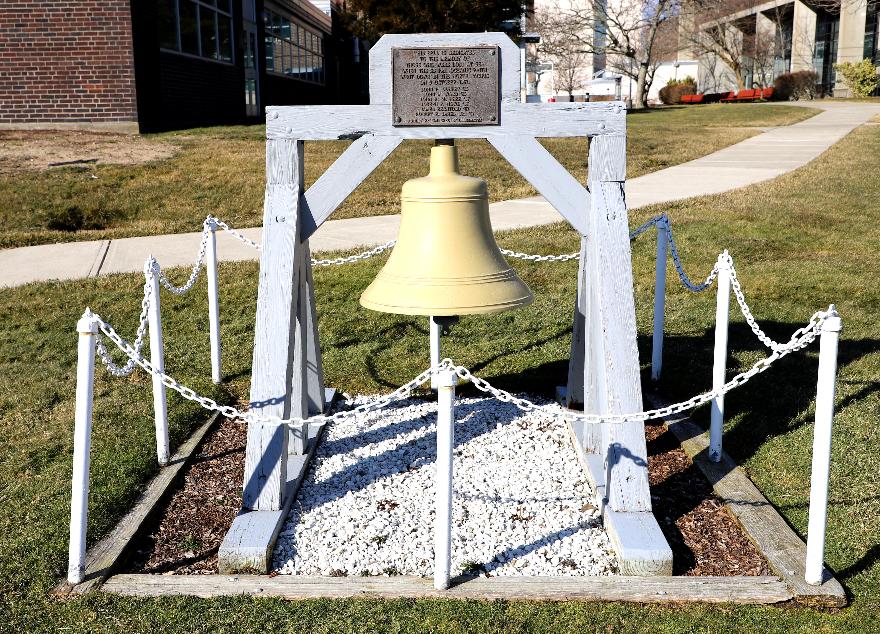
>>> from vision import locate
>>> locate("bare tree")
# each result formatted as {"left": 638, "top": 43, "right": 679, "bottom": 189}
{"left": 551, "top": 0, "right": 685, "bottom": 109}
{"left": 685, "top": 0, "right": 824, "bottom": 90}
{"left": 689, "top": 11, "right": 753, "bottom": 90}
{"left": 751, "top": 34, "right": 777, "bottom": 88}
{"left": 533, "top": 6, "right": 591, "bottom": 100}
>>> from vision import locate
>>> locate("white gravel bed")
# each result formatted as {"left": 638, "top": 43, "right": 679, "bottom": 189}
{"left": 272, "top": 394, "right": 618, "bottom": 578}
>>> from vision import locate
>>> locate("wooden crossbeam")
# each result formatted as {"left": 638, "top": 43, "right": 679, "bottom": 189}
{"left": 267, "top": 102, "right": 626, "bottom": 141}
{"left": 488, "top": 136, "right": 590, "bottom": 236}
{"left": 300, "top": 135, "right": 403, "bottom": 241}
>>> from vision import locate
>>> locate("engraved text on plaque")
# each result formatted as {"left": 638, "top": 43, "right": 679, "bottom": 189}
{"left": 392, "top": 46, "right": 500, "bottom": 126}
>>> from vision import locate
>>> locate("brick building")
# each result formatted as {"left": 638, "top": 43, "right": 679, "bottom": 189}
{"left": 0, "top": 0, "right": 367, "bottom": 132}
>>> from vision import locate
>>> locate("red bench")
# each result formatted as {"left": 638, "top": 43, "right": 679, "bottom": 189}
{"left": 761, "top": 87, "right": 774, "bottom": 100}
{"left": 681, "top": 93, "right": 705, "bottom": 104}
{"left": 721, "top": 88, "right": 773, "bottom": 103}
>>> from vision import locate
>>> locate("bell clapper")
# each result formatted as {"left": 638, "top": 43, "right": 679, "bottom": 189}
{"left": 429, "top": 315, "right": 459, "bottom": 389}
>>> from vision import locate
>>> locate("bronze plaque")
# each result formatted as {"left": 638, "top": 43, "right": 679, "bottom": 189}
{"left": 391, "top": 46, "right": 500, "bottom": 126}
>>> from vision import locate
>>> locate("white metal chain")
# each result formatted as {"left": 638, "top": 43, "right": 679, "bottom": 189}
{"left": 211, "top": 215, "right": 263, "bottom": 251}
{"left": 721, "top": 251, "right": 815, "bottom": 354}
{"left": 499, "top": 247, "right": 580, "bottom": 262}
{"left": 209, "top": 216, "right": 397, "bottom": 267}
{"left": 154, "top": 219, "right": 211, "bottom": 295}
{"left": 311, "top": 241, "right": 397, "bottom": 266}
{"left": 89, "top": 304, "right": 828, "bottom": 428}
{"left": 495, "top": 215, "right": 663, "bottom": 262}
{"left": 93, "top": 262, "right": 153, "bottom": 377}
{"left": 663, "top": 216, "right": 720, "bottom": 293}
{"left": 92, "top": 310, "right": 438, "bottom": 428}
{"left": 448, "top": 308, "right": 827, "bottom": 424}
{"left": 199, "top": 214, "right": 667, "bottom": 267}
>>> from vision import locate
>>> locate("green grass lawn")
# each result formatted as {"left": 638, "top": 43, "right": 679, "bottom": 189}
{"left": 0, "top": 104, "right": 817, "bottom": 249}
{"left": 2, "top": 117, "right": 878, "bottom": 633}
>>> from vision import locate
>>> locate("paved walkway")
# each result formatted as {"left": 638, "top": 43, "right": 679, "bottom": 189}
{"left": 2, "top": 101, "right": 878, "bottom": 288}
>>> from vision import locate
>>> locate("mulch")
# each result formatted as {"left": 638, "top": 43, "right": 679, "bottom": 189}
{"left": 128, "top": 416, "right": 770, "bottom": 576}
{"left": 645, "top": 419, "right": 770, "bottom": 576}
{"left": 128, "top": 419, "right": 246, "bottom": 574}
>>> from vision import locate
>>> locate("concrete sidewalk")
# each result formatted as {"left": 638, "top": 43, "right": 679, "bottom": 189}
{"left": 2, "top": 100, "right": 878, "bottom": 288}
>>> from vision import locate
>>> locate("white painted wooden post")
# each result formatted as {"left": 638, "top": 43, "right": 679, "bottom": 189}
{"left": 651, "top": 218, "right": 668, "bottom": 381}
{"left": 805, "top": 306, "right": 842, "bottom": 585}
{"left": 434, "top": 368, "right": 456, "bottom": 590}
{"left": 242, "top": 137, "right": 300, "bottom": 510}
{"left": 302, "top": 241, "right": 326, "bottom": 416}
{"left": 206, "top": 217, "right": 222, "bottom": 384}
{"left": 565, "top": 237, "right": 588, "bottom": 408}
{"left": 709, "top": 251, "right": 731, "bottom": 463}
{"left": 587, "top": 135, "right": 653, "bottom": 514}
{"left": 430, "top": 317, "right": 441, "bottom": 389}
{"left": 68, "top": 309, "right": 97, "bottom": 584}
{"left": 585, "top": 133, "right": 672, "bottom": 575}
{"left": 146, "top": 257, "right": 170, "bottom": 466}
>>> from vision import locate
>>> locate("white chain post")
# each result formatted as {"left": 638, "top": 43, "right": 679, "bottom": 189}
{"left": 68, "top": 309, "right": 98, "bottom": 584}
{"left": 805, "top": 306, "right": 842, "bottom": 585}
{"left": 710, "top": 251, "right": 731, "bottom": 462}
{"left": 146, "top": 258, "right": 170, "bottom": 466}
{"left": 206, "top": 218, "right": 222, "bottom": 384}
{"left": 429, "top": 317, "right": 441, "bottom": 389}
{"left": 434, "top": 368, "right": 456, "bottom": 590}
{"left": 651, "top": 216, "right": 669, "bottom": 381}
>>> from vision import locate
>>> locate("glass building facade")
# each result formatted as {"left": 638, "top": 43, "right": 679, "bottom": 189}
{"left": 263, "top": 6, "right": 325, "bottom": 84}
{"left": 158, "top": 0, "right": 235, "bottom": 63}
{"left": 814, "top": 9, "right": 840, "bottom": 95}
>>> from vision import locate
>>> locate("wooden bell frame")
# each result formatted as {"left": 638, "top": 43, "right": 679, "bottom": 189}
{"left": 221, "top": 33, "right": 672, "bottom": 576}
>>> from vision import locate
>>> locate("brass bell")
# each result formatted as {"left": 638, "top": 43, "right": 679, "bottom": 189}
{"left": 360, "top": 141, "right": 534, "bottom": 316}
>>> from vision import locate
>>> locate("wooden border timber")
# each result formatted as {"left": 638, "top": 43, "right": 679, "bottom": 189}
{"left": 102, "top": 573, "right": 792, "bottom": 603}
{"left": 644, "top": 394, "right": 847, "bottom": 608}
{"left": 54, "top": 413, "right": 220, "bottom": 596}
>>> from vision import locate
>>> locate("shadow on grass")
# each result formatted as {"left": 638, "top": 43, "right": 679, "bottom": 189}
{"left": 837, "top": 544, "right": 880, "bottom": 582}
{"left": 649, "top": 322, "right": 880, "bottom": 466}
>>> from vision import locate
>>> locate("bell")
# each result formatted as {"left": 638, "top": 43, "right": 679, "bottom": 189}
{"left": 360, "top": 141, "right": 534, "bottom": 316}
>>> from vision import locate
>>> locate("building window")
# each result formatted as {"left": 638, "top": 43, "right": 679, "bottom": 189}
{"left": 813, "top": 10, "right": 839, "bottom": 95}
{"left": 776, "top": 17, "right": 793, "bottom": 77}
{"left": 866, "top": 0, "right": 880, "bottom": 65}
{"left": 159, "top": 0, "right": 234, "bottom": 63}
{"left": 263, "top": 9, "right": 325, "bottom": 84}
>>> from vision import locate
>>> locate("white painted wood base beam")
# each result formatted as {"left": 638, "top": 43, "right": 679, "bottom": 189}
{"left": 604, "top": 510, "right": 674, "bottom": 576}
{"left": 220, "top": 424, "right": 321, "bottom": 574}
{"left": 560, "top": 395, "right": 672, "bottom": 576}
